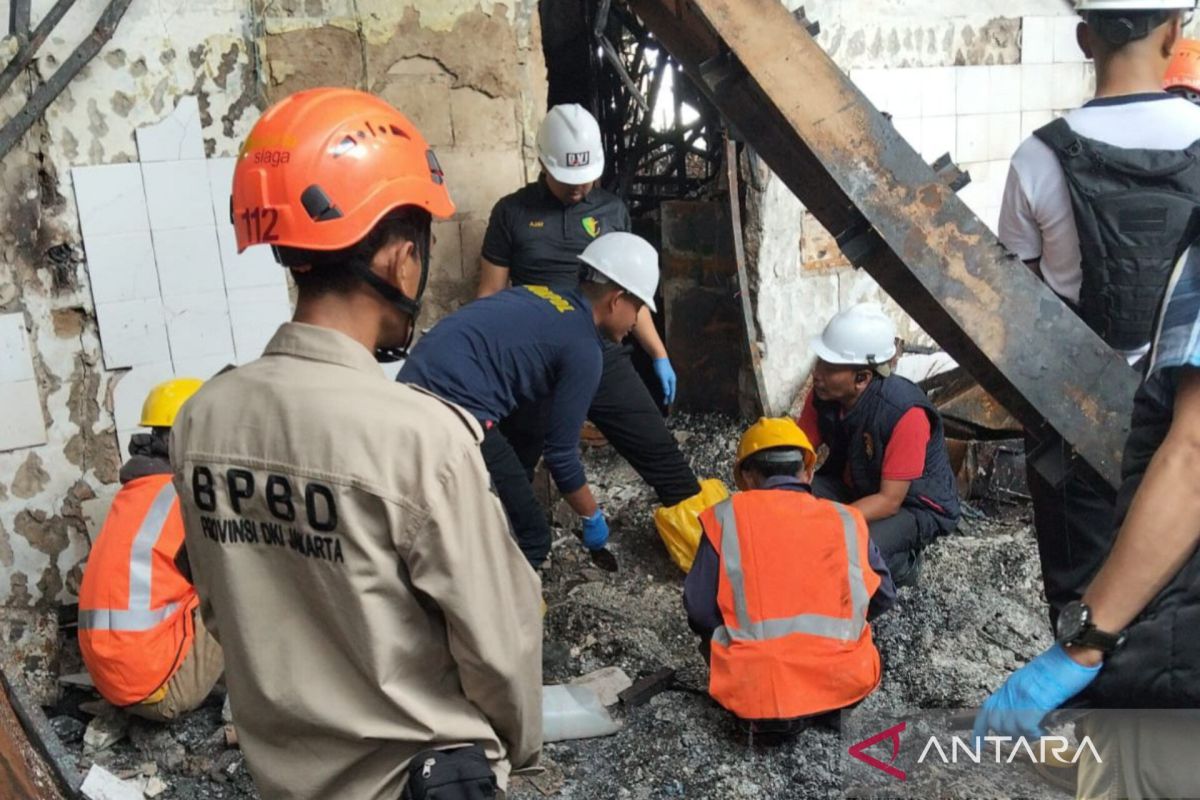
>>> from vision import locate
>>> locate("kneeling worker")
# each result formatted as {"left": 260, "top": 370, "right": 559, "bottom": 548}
{"left": 797, "top": 303, "right": 961, "bottom": 587}
{"left": 399, "top": 231, "right": 661, "bottom": 568}
{"left": 78, "top": 378, "right": 223, "bottom": 721}
{"left": 684, "top": 418, "right": 895, "bottom": 733}
{"left": 172, "top": 89, "right": 541, "bottom": 799}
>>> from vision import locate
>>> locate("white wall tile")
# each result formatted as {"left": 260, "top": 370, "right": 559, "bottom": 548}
{"left": 1021, "top": 109, "right": 1055, "bottom": 140}
{"left": 163, "top": 291, "right": 235, "bottom": 363}
{"left": 850, "top": 68, "right": 890, "bottom": 110}
{"left": 0, "top": 380, "right": 47, "bottom": 451}
{"left": 135, "top": 96, "right": 204, "bottom": 162}
{"left": 206, "top": 157, "right": 235, "bottom": 227}
{"left": 1022, "top": 17, "right": 1055, "bottom": 65}
{"left": 921, "top": 115, "right": 957, "bottom": 162}
{"left": 153, "top": 226, "right": 225, "bottom": 297}
{"left": 172, "top": 355, "right": 235, "bottom": 380}
{"left": 142, "top": 160, "right": 215, "bottom": 231}
{"left": 1052, "top": 16, "right": 1085, "bottom": 63}
{"left": 988, "top": 112, "right": 1023, "bottom": 161}
{"left": 1052, "top": 63, "right": 1087, "bottom": 110}
{"left": 891, "top": 116, "right": 922, "bottom": 153}
{"left": 0, "top": 314, "right": 36, "bottom": 384}
{"left": 989, "top": 65, "right": 1022, "bottom": 114}
{"left": 888, "top": 68, "right": 923, "bottom": 115}
{"left": 956, "top": 115, "right": 990, "bottom": 162}
{"left": 71, "top": 164, "right": 150, "bottom": 242}
{"left": 94, "top": 300, "right": 171, "bottom": 369}
{"left": 228, "top": 284, "right": 290, "bottom": 363}
{"left": 112, "top": 361, "right": 175, "bottom": 432}
{"left": 956, "top": 66, "right": 991, "bottom": 116}
{"left": 82, "top": 231, "right": 160, "bottom": 305}
{"left": 919, "top": 67, "right": 957, "bottom": 118}
{"left": 1021, "top": 64, "right": 1055, "bottom": 111}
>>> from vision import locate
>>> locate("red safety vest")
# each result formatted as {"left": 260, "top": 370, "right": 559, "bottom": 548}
{"left": 77, "top": 474, "right": 198, "bottom": 706}
{"left": 700, "top": 491, "right": 882, "bottom": 720}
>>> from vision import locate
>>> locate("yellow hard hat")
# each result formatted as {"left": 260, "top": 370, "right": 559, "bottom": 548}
{"left": 736, "top": 417, "right": 817, "bottom": 470}
{"left": 139, "top": 378, "right": 204, "bottom": 428}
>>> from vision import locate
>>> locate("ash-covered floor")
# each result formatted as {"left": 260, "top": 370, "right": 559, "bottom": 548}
{"left": 46, "top": 414, "right": 1065, "bottom": 799}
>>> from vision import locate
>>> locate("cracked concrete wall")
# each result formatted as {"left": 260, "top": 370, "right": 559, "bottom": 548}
{"left": 744, "top": 0, "right": 1075, "bottom": 416}
{"left": 0, "top": 0, "right": 540, "bottom": 698}
{"left": 259, "top": 0, "right": 547, "bottom": 322}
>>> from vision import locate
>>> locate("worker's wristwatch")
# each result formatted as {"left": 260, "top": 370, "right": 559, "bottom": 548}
{"left": 1055, "top": 601, "right": 1126, "bottom": 654}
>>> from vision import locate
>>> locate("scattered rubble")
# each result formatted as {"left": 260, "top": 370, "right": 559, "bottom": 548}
{"left": 41, "top": 414, "right": 1058, "bottom": 799}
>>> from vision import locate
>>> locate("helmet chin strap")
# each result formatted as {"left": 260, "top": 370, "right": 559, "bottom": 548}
{"left": 353, "top": 224, "right": 432, "bottom": 363}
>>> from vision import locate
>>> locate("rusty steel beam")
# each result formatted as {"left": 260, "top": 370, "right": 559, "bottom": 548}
{"left": 630, "top": 0, "right": 1138, "bottom": 489}
{"left": 0, "top": 671, "right": 73, "bottom": 800}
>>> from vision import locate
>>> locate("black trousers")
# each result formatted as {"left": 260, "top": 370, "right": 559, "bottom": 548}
{"left": 1024, "top": 433, "right": 1116, "bottom": 630}
{"left": 480, "top": 425, "right": 551, "bottom": 568}
{"left": 501, "top": 342, "right": 701, "bottom": 507}
{"left": 810, "top": 474, "right": 944, "bottom": 587}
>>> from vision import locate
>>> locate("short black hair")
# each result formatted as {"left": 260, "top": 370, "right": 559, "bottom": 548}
{"left": 1085, "top": 9, "right": 1179, "bottom": 47}
{"left": 277, "top": 207, "right": 431, "bottom": 297}
{"left": 741, "top": 448, "right": 806, "bottom": 479}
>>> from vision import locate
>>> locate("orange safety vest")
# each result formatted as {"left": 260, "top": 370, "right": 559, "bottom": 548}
{"left": 700, "top": 491, "right": 882, "bottom": 721}
{"left": 78, "top": 473, "right": 198, "bottom": 706}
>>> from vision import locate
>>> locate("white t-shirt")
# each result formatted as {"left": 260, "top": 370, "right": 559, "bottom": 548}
{"left": 999, "top": 93, "right": 1200, "bottom": 363}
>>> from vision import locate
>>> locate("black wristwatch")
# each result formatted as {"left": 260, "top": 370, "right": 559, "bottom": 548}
{"left": 1055, "top": 601, "right": 1125, "bottom": 654}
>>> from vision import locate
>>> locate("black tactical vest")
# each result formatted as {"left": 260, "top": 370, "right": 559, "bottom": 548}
{"left": 1034, "top": 118, "right": 1200, "bottom": 351}
{"left": 814, "top": 375, "right": 961, "bottom": 526}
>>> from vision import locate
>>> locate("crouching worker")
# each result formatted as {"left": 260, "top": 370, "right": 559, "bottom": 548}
{"left": 799, "top": 303, "right": 961, "bottom": 587}
{"left": 78, "top": 378, "right": 223, "bottom": 721}
{"left": 684, "top": 418, "right": 896, "bottom": 735}
{"left": 172, "top": 89, "right": 541, "bottom": 799}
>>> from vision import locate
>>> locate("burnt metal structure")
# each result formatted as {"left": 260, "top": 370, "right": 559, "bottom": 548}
{"left": 588, "top": 1, "right": 725, "bottom": 215}
{"left": 630, "top": 0, "right": 1139, "bottom": 490}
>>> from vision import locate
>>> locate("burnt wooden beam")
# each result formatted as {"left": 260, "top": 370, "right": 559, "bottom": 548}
{"left": 630, "top": 0, "right": 1137, "bottom": 489}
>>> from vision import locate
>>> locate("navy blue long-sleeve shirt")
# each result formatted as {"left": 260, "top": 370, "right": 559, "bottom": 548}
{"left": 398, "top": 285, "right": 603, "bottom": 493}
{"left": 683, "top": 475, "right": 898, "bottom": 641}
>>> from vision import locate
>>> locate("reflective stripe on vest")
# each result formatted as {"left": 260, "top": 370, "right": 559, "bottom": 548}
{"left": 711, "top": 498, "right": 868, "bottom": 648}
{"left": 77, "top": 481, "right": 178, "bottom": 632}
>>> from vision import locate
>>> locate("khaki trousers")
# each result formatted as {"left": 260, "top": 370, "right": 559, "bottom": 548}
{"left": 1076, "top": 711, "right": 1200, "bottom": 800}
{"left": 126, "top": 607, "right": 224, "bottom": 722}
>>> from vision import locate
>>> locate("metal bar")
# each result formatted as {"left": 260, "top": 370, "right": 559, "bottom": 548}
{"left": 0, "top": 669, "right": 74, "bottom": 799}
{"left": 0, "top": 0, "right": 77, "bottom": 100}
{"left": 0, "top": 0, "right": 133, "bottom": 160}
{"left": 9, "top": 0, "right": 31, "bottom": 39}
{"left": 727, "top": 137, "right": 769, "bottom": 415}
{"left": 598, "top": 34, "right": 651, "bottom": 113}
{"left": 630, "top": 0, "right": 1137, "bottom": 489}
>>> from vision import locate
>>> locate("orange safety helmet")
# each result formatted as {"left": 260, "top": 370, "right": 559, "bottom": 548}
{"left": 231, "top": 87, "right": 455, "bottom": 254}
{"left": 1166, "top": 39, "right": 1200, "bottom": 98}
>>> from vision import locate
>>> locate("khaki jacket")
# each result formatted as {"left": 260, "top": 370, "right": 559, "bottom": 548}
{"left": 171, "top": 323, "right": 542, "bottom": 800}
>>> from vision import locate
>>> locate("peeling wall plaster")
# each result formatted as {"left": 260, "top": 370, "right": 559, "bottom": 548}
{"left": 0, "top": 0, "right": 543, "bottom": 646}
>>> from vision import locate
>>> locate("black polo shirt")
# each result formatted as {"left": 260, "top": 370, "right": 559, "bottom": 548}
{"left": 481, "top": 179, "right": 631, "bottom": 289}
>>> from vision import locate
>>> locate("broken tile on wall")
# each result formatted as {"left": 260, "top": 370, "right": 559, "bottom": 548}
{"left": 81, "top": 231, "right": 160, "bottom": 306}
{"left": 153, "top": 226, "right": 225, "bottom": 297}
{"left": 0, "top": 313, "right": 47, "bottom": 451}
{"left": 93, "top": 299, "right": 171, "bottom": 370}
{"left": 71, "top": 163, "right": 151, "bottom": 242}
{"left": 142, "top": 159, "right": 215, "bottom": 231}
{"left": 227, "top": 284, "right": 291, "bottom": 363}
{"left": 135, "top": 96, "right": 205, "bottom": 162}
{"left": 163, "top": 292, "right": 236, "bottom": 365}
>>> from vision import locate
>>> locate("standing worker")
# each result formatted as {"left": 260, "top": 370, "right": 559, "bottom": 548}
{"left": 684, "top": 418, "right": 895, "bottom": 735}
{"left": 998, "top": 0, "right": 1200, "bottom": 627}
{"left": 478, "top": 103, "right": 723, "bottom": 569}
{"left": 171, "top": 89, "right": 541, "bottom": 800}
{"left": 78, "top": 378, "right": 223, "bottom": 721}
{"left": 796, "top": 304, "right": 961, "bottom": 587}
{"left": 400, "top": 232, "right": 661, "bottom": 568}
{"left": 974, "top": 244, "right": 1200, "bottom": 799}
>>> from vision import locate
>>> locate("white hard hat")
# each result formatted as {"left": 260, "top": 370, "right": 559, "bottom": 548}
{"left": 1075, "top": 0, "right": 1195, "bottom": 10}
{"left": 810, "top": 303, "right": 897, "bottom": 367}
{"left": 537, "top": 104, "right": 604, "bottom": 185}
{"left": 577, "top": 232, "right": 659, "bottom": 313}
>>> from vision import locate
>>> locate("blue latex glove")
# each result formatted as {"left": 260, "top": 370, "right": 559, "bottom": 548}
{"left": 972, "top": 643, "right": 1101, "bottom": 742}
{"left": 653, "top": 358, "right": 677, "bottom": 405}
{"left": 581, "top": 509, "right": 610, "bottom": 550}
